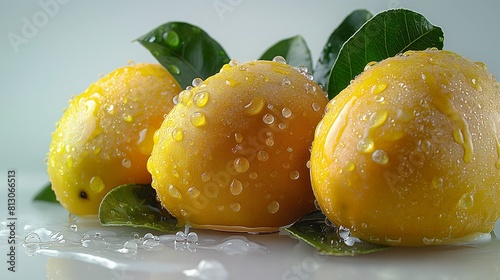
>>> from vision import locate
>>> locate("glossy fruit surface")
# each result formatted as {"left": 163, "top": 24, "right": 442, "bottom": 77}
{"left": 47, "top": 63, "right": 181, "bottom": 215}
{"left": 311, "top": 49, "right": 500, "bottom": 246}
{"left": 148, "top": 59, "right": 328, "bottom": 232}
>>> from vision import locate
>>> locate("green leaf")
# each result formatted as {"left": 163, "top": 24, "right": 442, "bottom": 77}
{"left": 33, "top": 182, "right": 59, "bottom": 203}
{"left": 136, "top": 22, "right": 231, "bottom": 89}
{"left": 327, "top": 8, "right": 444, "bottom": 99}
{"left": 314, "top": 9, "right": 373, "bottom": 89}
{"left": 98, "top": 184, "right": 181, "bottom": 233}
{"left": 286, "top": 211, "right": 388, "bottom": 256}
{"left": 259, "top": 35, "right": 313, "bottom": 71}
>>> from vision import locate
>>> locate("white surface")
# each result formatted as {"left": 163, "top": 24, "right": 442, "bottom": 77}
{"left": 2, "top": 1, "right": 500, "bottom": 279}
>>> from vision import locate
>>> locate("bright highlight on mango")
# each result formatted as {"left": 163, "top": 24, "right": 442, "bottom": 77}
{"left": 47, "top": 63, "right": 181, "bottom": 215}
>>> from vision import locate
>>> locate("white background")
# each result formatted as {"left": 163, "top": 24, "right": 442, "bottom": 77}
{"left": 1, "top": 1, "right": 500, "bottom": 279}
{"left": 1, "top": 0, "right": 500, "bottom": 177}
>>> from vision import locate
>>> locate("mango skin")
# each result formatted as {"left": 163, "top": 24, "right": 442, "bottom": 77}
{"left": 47, "top": 63, "right": 181, "bottom": 216}
{"left": 311, "top": 49, "right": 500, "bottom": 246}
{"left": 148, "top": 60, "right": 328, "bottom": 232}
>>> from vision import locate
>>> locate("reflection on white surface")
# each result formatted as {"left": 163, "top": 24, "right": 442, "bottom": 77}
{"left": 3, "top": 197, "right": 500, "bottom": 280}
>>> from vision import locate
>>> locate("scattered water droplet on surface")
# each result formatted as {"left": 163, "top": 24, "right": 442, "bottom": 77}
{"left": 371, "top": 149, "right": 389, "bottom": 165}
{"left": 192, "top": 77, "right": 203, "bottom": 87}
{"left": 281, "top": 107, "right": 292, "bottom": 118}
{"left": 282, "top": 77, "right": 291, "bottom": 86}
{"left": 289, "top": 170, "right": 300, "bottom": 180}
{"left": 257, "top": 150, "right": 269, "bottom": 161}
{"left": 190, "top": 111, "right": 207, "bottom": 127}
{"left": 230, "top": 179, "right": 243, "bottom": 195}
{"left": 121, "top": 158, "right": 131, "bottom": 168}
{"left": 458, "top": 193, "right": 474, "bottom": 209}
{"left": 244, "top": 96, "right": 266, "bottom": 116}
{"left": 89, "top": 176, "right": 105, "bottom": 193}
{"left": 272, "top": 56, "right": 286, "bottom": 64}
{"left": 266, "top": 201, "right": 280, "bottom": 214}
{"left": 234, "top": 157, "right": 250, "bottom": 173}
{"left": 193, "top": 91, "right": 210, "bottom": 108}
{"left": 263, "top": 114, "right": 275, "bottom": 124}
{"left": 168, "top": 185, "right": 181, "bottom": 198}
{"left": 163, "top": 30, "right": 180, "bottom": 47}
{"left": 230, "top": 202, "right": 241, "bottom": 212}
{"left": 172, "top": 127, "right": 184, "bottom": 141}
{"left": 357, "top": 138, "right": 375, "bottom": 153}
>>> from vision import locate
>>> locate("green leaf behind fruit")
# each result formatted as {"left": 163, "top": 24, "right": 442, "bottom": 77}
{"left": 327, "top": 9, "right": 444, "bottom": 99}
{"left": 259, "top": 35, "right": 313, "bottom": 71}
{"left": 33, "top": 182, "right": 59, "bottom": 203}
{"left": 286, "top": 211, "right": 388, "bottom": 256}
{"left": 314, "top": 9, "right": 373, "bottom": 89}
{"left": 136, "top": 22, "right": 230, "bottom": 89}
{"left": 98, "top": 184, "right": 181, "bottom": 233}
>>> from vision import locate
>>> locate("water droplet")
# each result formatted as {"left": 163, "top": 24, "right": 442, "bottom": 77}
{"left": 368, "top": 110, "right": 388, "bottom": 128}
{"left": 234, "top": 132, "right": 243, "bottom": 143}
{"left": 371, "top": 82, "right": 388, "bottom": 94}
{"left": 187, "top": 187, "right": 201, "bottom": 199}
{"left": 89, "top": 176, "right": 105, "bottom": 193}
{"left": 374, "top": 95, "right": 385, "bottom": 103}
{"left": 178, "top": 90, "right": 193, "bottom": 105}
{"left": 266, "top": 201, "right": 280, "bottom": 214}
{"left": 263, "top": 114, "right": 275, "bottom": 124}
{"left": 249, "top": 172, "right": 258, "bottom": 179}
{"left": 163, "top": 30, "right": 179, "bottom": 47}
{"left": 192, "top": 77, "right": 203, "bottom": 87}
{"left": 282, "top": 107, "right": 292, "bottom": 118}
{"left": 265, "top": 137, "right": 274, "bottom": 147}
{"left": 257, "top": 150, "right": 269, "bottom": 161}
{"left": 193, "top": 91, "right": 210, "bottom": 108}
{"left": 272, "top": 56, "right": 286, "bottom": 64}
{"left": 432, "top": 177, "right": 444, "bottom": 189}
{"left": 225, "top": 78, "right": 239, "bottom": 87}
{"left": 230, "top": 202, "right": 241, "bottom": 212}
{"left": 305, "top": 83, "right": 317, "bottom": 93}
{"left": 357, "top": 138, "right": 375, "bottom": 153}
{"left": 282, "top": 77, "right": 291, "bottom": 86}
{"left": 372, "top": 149, "right": 389, "bottom": 165}
{"left": 190, "top": 111, "right": 206, "bottom": 127}
{"left": 70, "top": 224, "right": 78, "bottom": 232}
{"left": 345, "top": 161, "right": 355, "bottom": 172}
{"left": 172, "top": 127, "right": 184, "bottom": 141}
{"left": 311, "top": 102, "right": 321, "bottom": 112}
{"left": 66, "top": 156, "right": 74, "bottom": 168}
{"left": 234, "top": 157, "right": 250, "bottom": 173}
{"left": 168, "top": 185, "right": 181, "bottom": 198}
{"left": 201, "top": 172, "right": 211, "bottom": 182}
{"left": 119, "top": 240, "right": 138, "bottom": 254}
{"left": 121, "top": 158, "right": 131, "bottom": 168}
{"left": 364, "top": 61, "right": 377, "bottom": 71}
{"left": 175, "top": 231, "right": 186, "bottom": 242}
{"left": 122, "top": 113, "right": 133, "bottom": 122}
{"left": 289, "top": 170, "right": 300, "bottom": 180}
{"left": 187, "top": 232, "right": 198, "bottom": 243}
{"left": 168, "top": 65, "right": 180, "bottom": 75}
{"left": 104, "top": 104, "right": 115, "bottom": 114}
{"left": 230, "top": 179, "right": 243, "bottom": 195}
{"left": 229, "top": 59, "right": 239, "bottom": 66}
{"left": 458, "top": 193, "right": 474, "bottom": 209}
{"left": 244, "top": 96, "right": 266, "bottom": 116}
